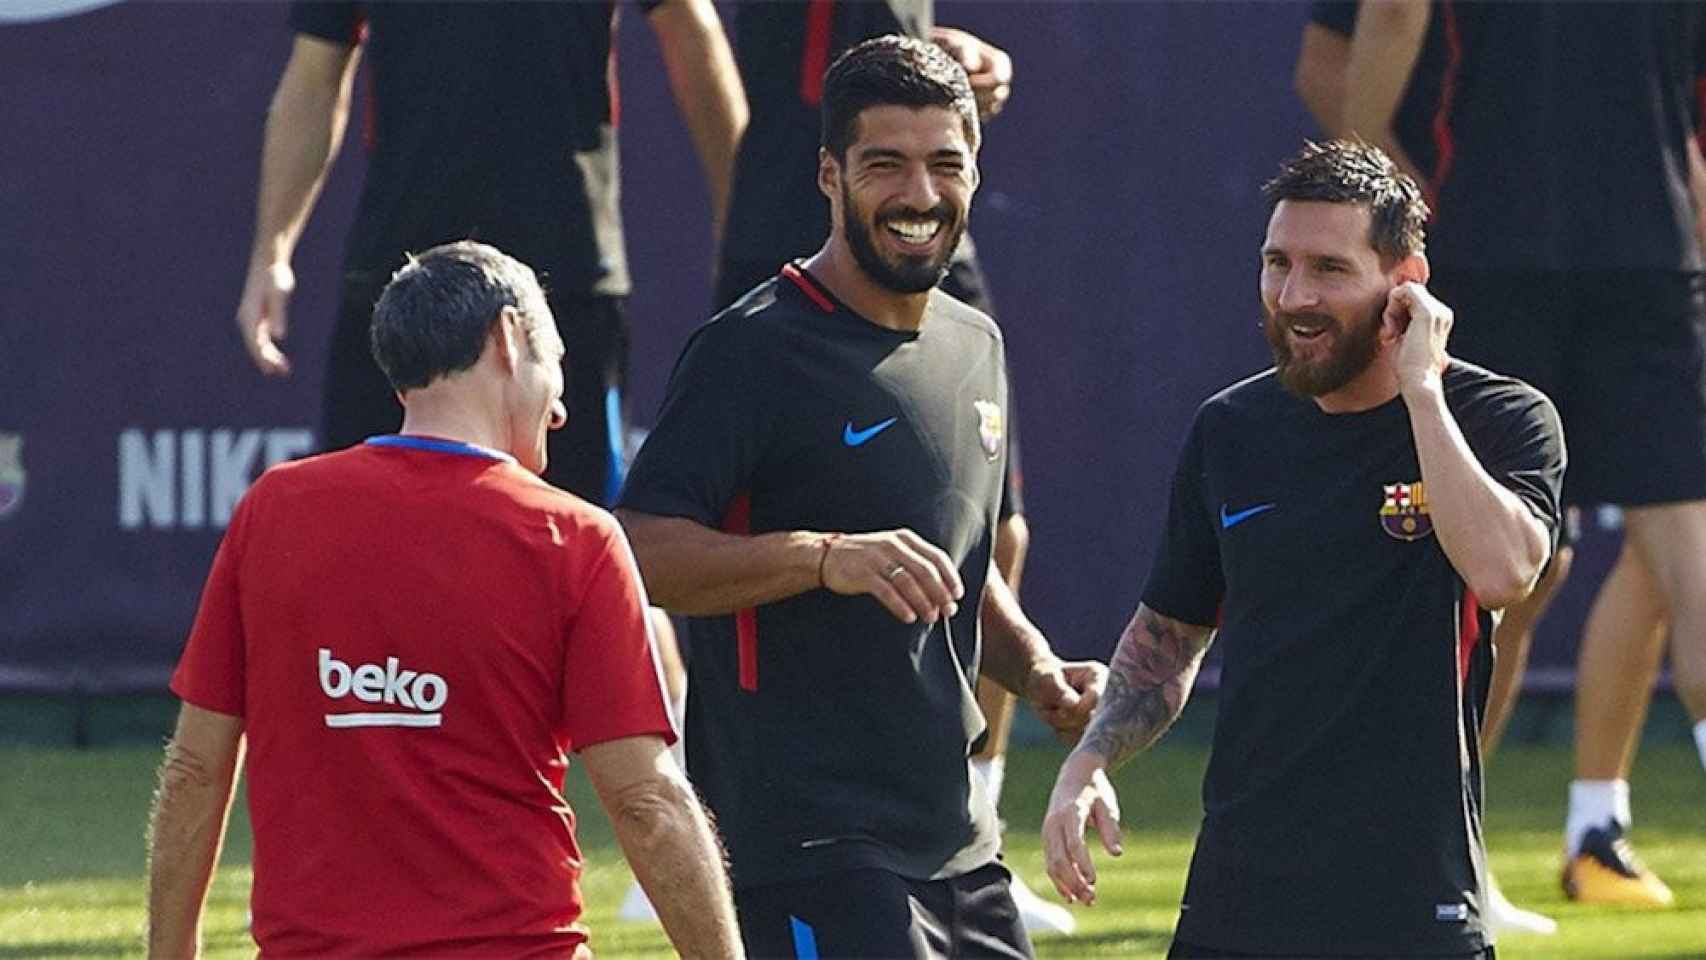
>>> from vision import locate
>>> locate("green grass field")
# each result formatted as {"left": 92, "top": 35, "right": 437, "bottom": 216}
{"left": 2, "top": 711, "right": 1702, "bottom": 959}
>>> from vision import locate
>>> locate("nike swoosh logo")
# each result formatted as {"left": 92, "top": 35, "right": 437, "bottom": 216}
{"left": 843, "top": 417, "right": 898, "bottom": 447}
{"left": 1220, "top": 502, "right": 1276, "bottom": 529}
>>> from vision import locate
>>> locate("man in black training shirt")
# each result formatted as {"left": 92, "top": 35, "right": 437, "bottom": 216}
{"left": 1043, "top": 140, "right": 1564, "bottom": 959}
{"left": 618, "top": 36, "right": 1105, "bottom": 960}
{"left": 232, "top": 0, "right": 745, "bottom": 506}
{"left": 712, "top": 2, "right": 1069, "bottom": 935}
{"left": 1297, "top": 3, "right": 1706, "bottom": 909}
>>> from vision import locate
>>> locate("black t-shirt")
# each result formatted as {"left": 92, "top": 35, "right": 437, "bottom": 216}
{"left": 291, "top": 2, "right": 633, "bottom": 295}
{"left": 1314, "top": 2, "right": 1706, "bottom": 271}
{"left": 1145, "top": 363, "right": 1563, "bottom": 956}
{"left": 719, "top": 0, "right": 977, "bottom": 281}
{"left": 618, "top": 264, "right": 1008, "bottom": 889}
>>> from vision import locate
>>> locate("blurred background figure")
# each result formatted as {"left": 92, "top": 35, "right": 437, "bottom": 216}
{"left": 233, "top": 0, "right": 745, "bottom": 507}
{"left": 1298, "top": 0, "right": 1706, "bottom": 919}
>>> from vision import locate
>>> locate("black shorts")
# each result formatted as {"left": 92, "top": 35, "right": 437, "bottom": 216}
{"left": 1167, "top": 941, "right": 1494, "bottom": 960}
{"left": 1430, "top": 269, "right": 1706, "bottom": 507}
{"left": 320, "top": 270, "right": 629, "bottom": 505}
{"left": 734, "top": 863, "right": 1033, "bottom": 960}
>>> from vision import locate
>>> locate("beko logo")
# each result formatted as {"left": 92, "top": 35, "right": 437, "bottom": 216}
{"left": 318, "top": 648, "right": 448, "bottom": 728}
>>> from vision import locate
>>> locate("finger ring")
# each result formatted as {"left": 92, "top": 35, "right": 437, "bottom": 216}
{"left": 884, "top": 564, "right": 906, "bottom": 581}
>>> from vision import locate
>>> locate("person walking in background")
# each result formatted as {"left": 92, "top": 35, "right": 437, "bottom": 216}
{"left": 1298, "top": 1, "right": 1706, "bottom": 911}
{"left": 234, "top": 0, "right": 745, "bottom": 506}
{"left": 1044, "top": 140, "right": 1564, "bottom": 959}
{"left": 618, "top": 37, "right": 1105, "bottom": 958}
{"left": 149, "top": 241, "right": 742, "bottom": 959}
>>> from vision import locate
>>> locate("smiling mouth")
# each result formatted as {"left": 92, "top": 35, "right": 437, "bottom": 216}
{"left": 1287, "top": 320, "right": 1329, "bottom": 342}
{"left": 883, "top": 218, "right": 944, "bottom": 247}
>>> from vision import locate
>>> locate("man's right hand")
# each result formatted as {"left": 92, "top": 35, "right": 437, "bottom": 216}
{"left": 1041, "top": 750, "right": 1123, "bottom": 906}
{"left": 237, "top": 261, "right": 296, "bottom": 376}
{"left": 820, "top": 529, "right": 964, "bottom": 625}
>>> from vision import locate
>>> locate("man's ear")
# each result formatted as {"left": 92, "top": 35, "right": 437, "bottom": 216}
{"left": 817, "top": 147, "right": 840, "bottom": 202}
{"left": 493, "top": 306, "right": 525, "bottom": 374}
{"left": 1392, "top": 251, "right": 1430, "bottom": 286}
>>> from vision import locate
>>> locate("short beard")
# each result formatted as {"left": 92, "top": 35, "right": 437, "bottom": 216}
{"left": 841, "top": 181, "right": 964, "bottom": 294}
{"left": 1265, "top": 302, "right": 1382, "bottom": 398}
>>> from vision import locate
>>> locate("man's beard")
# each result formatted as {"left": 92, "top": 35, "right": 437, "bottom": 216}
{"left": 1265, "top": 301, "right": 1383, "bottom": 398}
{"left": 841, "top": 182, "right": 965, "bottom": 294}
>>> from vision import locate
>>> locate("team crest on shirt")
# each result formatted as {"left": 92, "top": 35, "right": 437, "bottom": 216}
{"left": 0, "top": 433, "right": 24, "bottom": 520}
{"left": 1380, "top": 480, "right": 1433, "bottom": 541}
{"left": 973, "top": 400, "right": 1003, "bottom": 461}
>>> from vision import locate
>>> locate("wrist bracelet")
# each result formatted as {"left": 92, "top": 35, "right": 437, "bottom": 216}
{"left": 817, "top": 533, "right": 843, "bottom": 588}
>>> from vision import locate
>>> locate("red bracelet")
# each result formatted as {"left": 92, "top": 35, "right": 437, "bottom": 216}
{"left": 817, "top": 533, "right": 843, "bottom": 588}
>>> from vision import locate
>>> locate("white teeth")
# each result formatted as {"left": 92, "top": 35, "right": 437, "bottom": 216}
{"left": 886, "top": 220, "right": 941, "bottom": 243}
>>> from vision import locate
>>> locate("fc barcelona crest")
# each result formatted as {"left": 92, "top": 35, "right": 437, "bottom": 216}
{"left": 0, "top": 433, "right": 24, "bottom": 520}
{"left": 973, "top": 400, "right": 1004, "bottom": 461}
{"left": 1380, "top": 480, "right": 1432, "bottom": 541}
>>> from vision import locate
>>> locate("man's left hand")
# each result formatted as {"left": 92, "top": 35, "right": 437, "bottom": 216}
{"left": 1385, "top": 280, "right": 1453, "bottom": 396}
{"left": 1026, "top": 659, "right": 1107, "bottom": 742}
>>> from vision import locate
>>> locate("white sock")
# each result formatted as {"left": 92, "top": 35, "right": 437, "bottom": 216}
{"left": 1565, "top": 779, "right": 1631, "bottom": 856}
{"left": 971, "top": 755, "right": 1006, "bottom": 807}
{"left": 1694, "top": 719, "right": 1706, "bottom": 773}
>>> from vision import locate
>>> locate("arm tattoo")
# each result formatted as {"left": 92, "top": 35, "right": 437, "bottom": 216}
{"left": 1078, "top": 605, "right": 1215, "bottom": 769}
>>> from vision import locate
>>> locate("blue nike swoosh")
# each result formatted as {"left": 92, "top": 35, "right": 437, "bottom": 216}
{"left": 843, "top": 417, "right": 898, "bottom": 447}
{"left": 1220, "top": 502, "right": 1276, "bottom": 529}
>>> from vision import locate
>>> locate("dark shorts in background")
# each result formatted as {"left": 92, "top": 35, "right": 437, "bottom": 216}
{"left": 1168, "top": 941, "right": 1494, "bottom": 959}
{"left": 321, "top": 271, "right": 629, "bottom": 506}
{"left": 734, "top": 863, "right": 1033, "bottom": 960}
{"left": 1431, "top": 269, "right": 1706, "bottom": 507}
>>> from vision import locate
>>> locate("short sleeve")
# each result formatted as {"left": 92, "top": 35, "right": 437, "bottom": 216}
{"left": 169, "top": 492, "right": 254, "bottom": 717}
{"left": 618, "top": 321, "right": 764, "bottom": 525}
{"left": 1309, "top": 1, "right": 1358, "bottom": 35}
{"left": 1470, "top": 389, "right": 1567, "bottom": 556}
{"left": 290, "top": 2, "right": 363, "bottom": 45}
{"left": 560, "top": 525, "right": 677, "bottom": 751}
{"left": 1140, "top": 415, "right": 1225, "bottom": 628}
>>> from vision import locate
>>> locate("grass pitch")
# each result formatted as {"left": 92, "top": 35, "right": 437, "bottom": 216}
{"left": 1, "top": 724, "right": 1702, "bottom": 958}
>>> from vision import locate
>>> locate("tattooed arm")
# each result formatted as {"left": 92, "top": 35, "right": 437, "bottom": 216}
{"left": 148, "top": 703, "right": 245, "bottom": 959}
{"left": 1040, "top": 604, "right": 1216, "bottom": 905}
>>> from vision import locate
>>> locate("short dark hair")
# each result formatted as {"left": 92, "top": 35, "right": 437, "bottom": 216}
{"left": 369, "top": 240, "right": 547, "bottom": 391}
{"left": 1262, "top": 139, "right": 1429, "bottom": 262}
{"left": 820, "top": 35, "right": 979, "bottom": 160}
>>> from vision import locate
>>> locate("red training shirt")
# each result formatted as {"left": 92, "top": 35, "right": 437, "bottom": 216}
{"left": 171, "top": 439, "right": 676, "bottom": 957}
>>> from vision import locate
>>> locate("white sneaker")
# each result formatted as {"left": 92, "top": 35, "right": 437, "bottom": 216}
{"left": 618, "top": 880, "right": 658, "bottom": 922}
{"left": 1008, "top": 869, "right": 1077, "bottom": 937}
{"left": 1485, "top": 877, "right": 1557, "bottom": 936}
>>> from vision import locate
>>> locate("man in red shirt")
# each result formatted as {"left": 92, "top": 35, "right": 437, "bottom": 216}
{"left": 147, "top": 241, "right": 742, "bottom": 958}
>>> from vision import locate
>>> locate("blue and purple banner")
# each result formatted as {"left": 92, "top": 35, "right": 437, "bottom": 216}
{"left": 0, "top": 1, "right": 1611, "bottom": 693}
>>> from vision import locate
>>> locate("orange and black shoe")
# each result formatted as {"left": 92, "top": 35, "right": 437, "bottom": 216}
{"left": 1561, "top": 821, "right": 1675, "bottom": 907}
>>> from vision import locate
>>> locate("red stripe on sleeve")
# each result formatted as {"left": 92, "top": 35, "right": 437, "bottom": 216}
{"left": 1694, "top": 76, "right": 1706, "bottom": 150}
{"left": 782, "top": 263, "right": 836, "bottom": 313}
{"left": 356, "top": 17, "right": 376, "bottom": 153}
{"left": 799, "top": 0, "right": 836, "bottom": 107}
{"left": 1458, "top": 586, "right": 1481, "bottom": 684}
{"left": 1426, "top": 1, "right": 1463, "bottom": 214}
{"left": 721, "top": 493, "right": 758, "bottom": 691}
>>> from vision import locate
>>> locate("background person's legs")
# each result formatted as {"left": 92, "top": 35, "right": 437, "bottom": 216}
{"left": 1564, "top": 537, "right": 1672, "bottom": 906}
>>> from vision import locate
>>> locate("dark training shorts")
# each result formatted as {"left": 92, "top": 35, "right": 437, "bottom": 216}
{"left": 1167, "top": 941, "right": 1495, "bottom": 960}
{"left": 321, "top": 270, "right": 630, "bottom": 506}
{"left": 1431, "top": 269, "right": 1706, "bottom": 507}
{"left": 734, "top": 863, "right": 1033, "bottom": 960}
